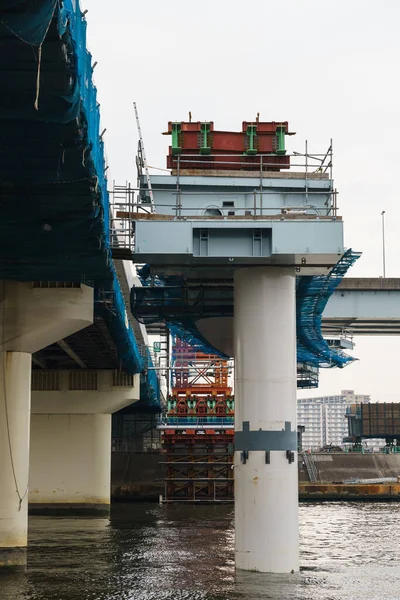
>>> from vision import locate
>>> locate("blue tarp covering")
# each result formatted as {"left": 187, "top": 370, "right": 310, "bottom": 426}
{"left": 167, "top": 322, "right": 228, "bottom": 359}
{"left": 134, "top": 251, "right": 360, "bottom": 369}
{"left": 0, "top": 1, "right": 160, "bottom": 405}
{"left": 0, "top": 0, "right": 58, "bottom": 47}
{"left": 296, "top": 249, "right": 361, "bottom": 368}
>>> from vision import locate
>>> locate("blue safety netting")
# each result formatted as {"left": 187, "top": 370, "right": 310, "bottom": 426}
{"left": 0, "top": 0, "right": 58, "bottom": 47}
{"left": 296, "top": 249, "right": 361, "bottom": 367}
{"left": 141, "top": 348, "right": 161, "bottom": 409}
{"left": 0, "top": 2, "right": 160, "bottom": 404}
{"left": 96, "top": 277, "right": 143, "bottom": 375}
{"left": 0, "top": 0, "right": 110, "bottom": 277}
{"left": 167, "top": 322, "right": 229, "bottom": 359}
{"left": 0, "top": 0, "right": 59, "bottom": 46}
{"left": 137, "top": 265, "right": 184, "bottom": 288}
{"left": 134, "top": 250, "right": 360, "bottom": 370}
{"left": 135, "top": 266, "right": 230, "bottom": 357}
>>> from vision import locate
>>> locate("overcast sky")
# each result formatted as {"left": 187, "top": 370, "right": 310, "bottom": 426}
{"left": 82, "top": 0, "right": 400, "bottom": 402}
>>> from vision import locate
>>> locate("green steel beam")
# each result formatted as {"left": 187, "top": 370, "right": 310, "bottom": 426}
{"left": 200, "top": 122, "right": 211, "bottom": 155}
{"left": 276, "top": 125, "right": 286, "bottom": 155}
{"left": 171, "top": 123, "right": 182, "bottom": 155}
{"left": 245, "top": 124, "right": 257, "bottom": 155}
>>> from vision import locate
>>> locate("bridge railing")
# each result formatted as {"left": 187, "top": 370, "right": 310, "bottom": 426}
{"left": 158, "top": 416, "right": 234, "bottom": 429}
{"left": 109, "top": 143, "right": 337, "bottom": 252}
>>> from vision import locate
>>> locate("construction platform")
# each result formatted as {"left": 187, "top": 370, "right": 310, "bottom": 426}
{"left": 158, "top": 338, "right": 234, "bottom": 502}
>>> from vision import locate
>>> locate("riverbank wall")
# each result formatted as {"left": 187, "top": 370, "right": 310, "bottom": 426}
{"left": 111, "top": 452, "right": 400, "bottom": 502}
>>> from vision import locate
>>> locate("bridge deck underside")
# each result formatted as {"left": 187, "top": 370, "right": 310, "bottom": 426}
{"left": 0, "top": 5, "right": 160, "bottom": 404}
{"left": 33, "top": 318, "right": 120, "bottom": 371}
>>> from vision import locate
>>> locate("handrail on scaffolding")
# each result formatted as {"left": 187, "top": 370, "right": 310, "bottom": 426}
{"left": 302, "top": 451, "right": 319, "bottom": 483}
{"left": 109, "top": 143, "right": 337, "bottom": 256}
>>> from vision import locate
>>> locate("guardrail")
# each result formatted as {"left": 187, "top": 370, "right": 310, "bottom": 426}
{"left": 110, "top": 145, "right": 337, "bottom": 250}
{"left": 158, "top": 416, "right": 234, "bottom": 428}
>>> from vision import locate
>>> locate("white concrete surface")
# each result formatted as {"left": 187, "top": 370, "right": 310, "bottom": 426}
{"left": 29, "top": 371, "right": 140, "bottom": 509}
{"left": 0, "top": 280, "right": 95, "bottom": 564}
{"left": 234, "top": 267, "right": 299, "bottom": 573}
{"left": 0, "top": 282, "right": 93, "bottom": 353}
{"left": 29, "top": 413, "right": 111, "bottom": 509}
{"left": 0, "top": 352, "right": 31, "bottom": 551}
{"left": 31, "top": 371, "right": 140, "bottom": 414}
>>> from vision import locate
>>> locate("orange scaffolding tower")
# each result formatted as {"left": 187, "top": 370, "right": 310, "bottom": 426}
{"left": 160, "top": 338, "right": 234, "bottom": 502}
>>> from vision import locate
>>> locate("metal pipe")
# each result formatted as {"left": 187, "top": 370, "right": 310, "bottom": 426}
{"left": 173, "top": 152, "right": 330, "bottom": 157}
{"left": 305, "top": 139, "right": 309, "bottom": 203}
{"left": 259, "top": 155, "right": 263, "bottom": 216}
{"left": 381, "top": 210, "right": 386, "bottom": 278}
{"left": 112, "top": 189, "right": 334, "bottom": 198}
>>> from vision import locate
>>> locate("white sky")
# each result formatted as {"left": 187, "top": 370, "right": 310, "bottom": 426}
{"left": 82, "top": 0, "right": 400, "bottom": 402}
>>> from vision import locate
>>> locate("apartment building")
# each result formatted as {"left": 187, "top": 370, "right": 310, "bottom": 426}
{"left": 298, "top": 390, "right": 371, "bottom": 450}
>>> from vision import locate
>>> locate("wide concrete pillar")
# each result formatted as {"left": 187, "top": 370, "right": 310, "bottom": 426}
{"left": 234, "top": 267, "right": 299, "bottom": 574}
{"left": 0, "top": 352, "right": 31, "bottom": 570}
{"left": 29, "top": 370, "right": 140, "bottom": 514}
{"left": 0, "top": 281, "right": 93, "bottom": 570}
{"left": 29, "top": 414, "right": 111, "bottom": 515}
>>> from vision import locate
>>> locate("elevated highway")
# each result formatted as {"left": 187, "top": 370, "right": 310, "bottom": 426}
{"left": 323, "top": 278, "right": 400, "bottom": 335}
{"left": 193, "top": 277, "right": 400, "bottom": 356}
{"left": 0, "top": 1, "right": 159, "bottom": 570}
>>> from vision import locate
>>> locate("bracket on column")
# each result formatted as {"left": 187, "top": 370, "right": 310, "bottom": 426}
{"left": 265, "top": 451, "right": 270, "bottom": 464}
{"left": 286, "top": 450, "right": 295, "bottom": 464}
{"left": 235, "top": 421, "right": 297, "bottom": 452}
{"left": 240, "top": 449, "right": 249, "bottom": 464}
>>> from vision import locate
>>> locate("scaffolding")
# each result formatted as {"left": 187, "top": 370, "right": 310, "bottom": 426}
{"left": 159, "top": 337, "right": 234, "bottom": 502}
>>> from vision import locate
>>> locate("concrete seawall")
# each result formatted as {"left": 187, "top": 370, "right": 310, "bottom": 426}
{"left": 112, "top": 453, "right": 164, "bottom": 501}
{"left": 299, "top": 452, "right": 400, "bottom": 483}
{"left": 111, "top": 452, "right": 400, "bottom": 502}
{"left": 299, "top": 483, "right": 400, "bottom": 501}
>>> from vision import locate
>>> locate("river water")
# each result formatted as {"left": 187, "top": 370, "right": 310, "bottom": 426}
{"left": 2, "top": 502, "right": 400, "bottom": 600}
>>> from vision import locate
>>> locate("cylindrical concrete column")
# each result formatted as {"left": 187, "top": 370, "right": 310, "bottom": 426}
{"left": 29, "top": 413, "right": 111, "bottom": 515}
{"left": 234, "top": 267, "right": 299, "bottom": 573}
{"left": 0, "top": 352, "right": 31, "bottom": 570}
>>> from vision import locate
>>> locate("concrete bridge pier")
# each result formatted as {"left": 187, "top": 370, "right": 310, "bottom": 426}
{"left": 234, "top": 267, "right": 299, "bottom": 574}
{"left": 0, "top": 352, "right": 31, "bottom": 570}
{"left": 29, "top": 371, "right": 140, "bottom": 515}
{"left": 0, "top": 281, "right": 93, "bottom": 571}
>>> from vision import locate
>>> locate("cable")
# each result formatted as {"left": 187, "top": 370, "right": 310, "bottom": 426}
{"left": 1, "top": 282, "right": 29, "bottom": 511}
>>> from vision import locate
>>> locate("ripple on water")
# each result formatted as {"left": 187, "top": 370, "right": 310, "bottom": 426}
{"left": 1, "top": 503, "right": 400, "bottom": 600}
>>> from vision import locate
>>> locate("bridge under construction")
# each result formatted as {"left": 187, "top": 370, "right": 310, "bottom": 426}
{"left": 3, "top": 0, "right": 400, "bottom": 579}
{"left": 116, "top": 116, "right": 360, "bottom": 573}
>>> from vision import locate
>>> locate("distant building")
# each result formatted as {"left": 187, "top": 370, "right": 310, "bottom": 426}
{"left": 298, "top": 390, "right": 371, "bottom": 450}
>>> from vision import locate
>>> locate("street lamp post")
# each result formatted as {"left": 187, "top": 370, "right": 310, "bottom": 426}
{"left": 381, "top": 210, "right": 386, "bottom": 278}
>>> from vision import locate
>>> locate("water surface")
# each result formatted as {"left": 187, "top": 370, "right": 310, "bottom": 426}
{"left": 2, "top": 502, "right": 400, "bottom": 599}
